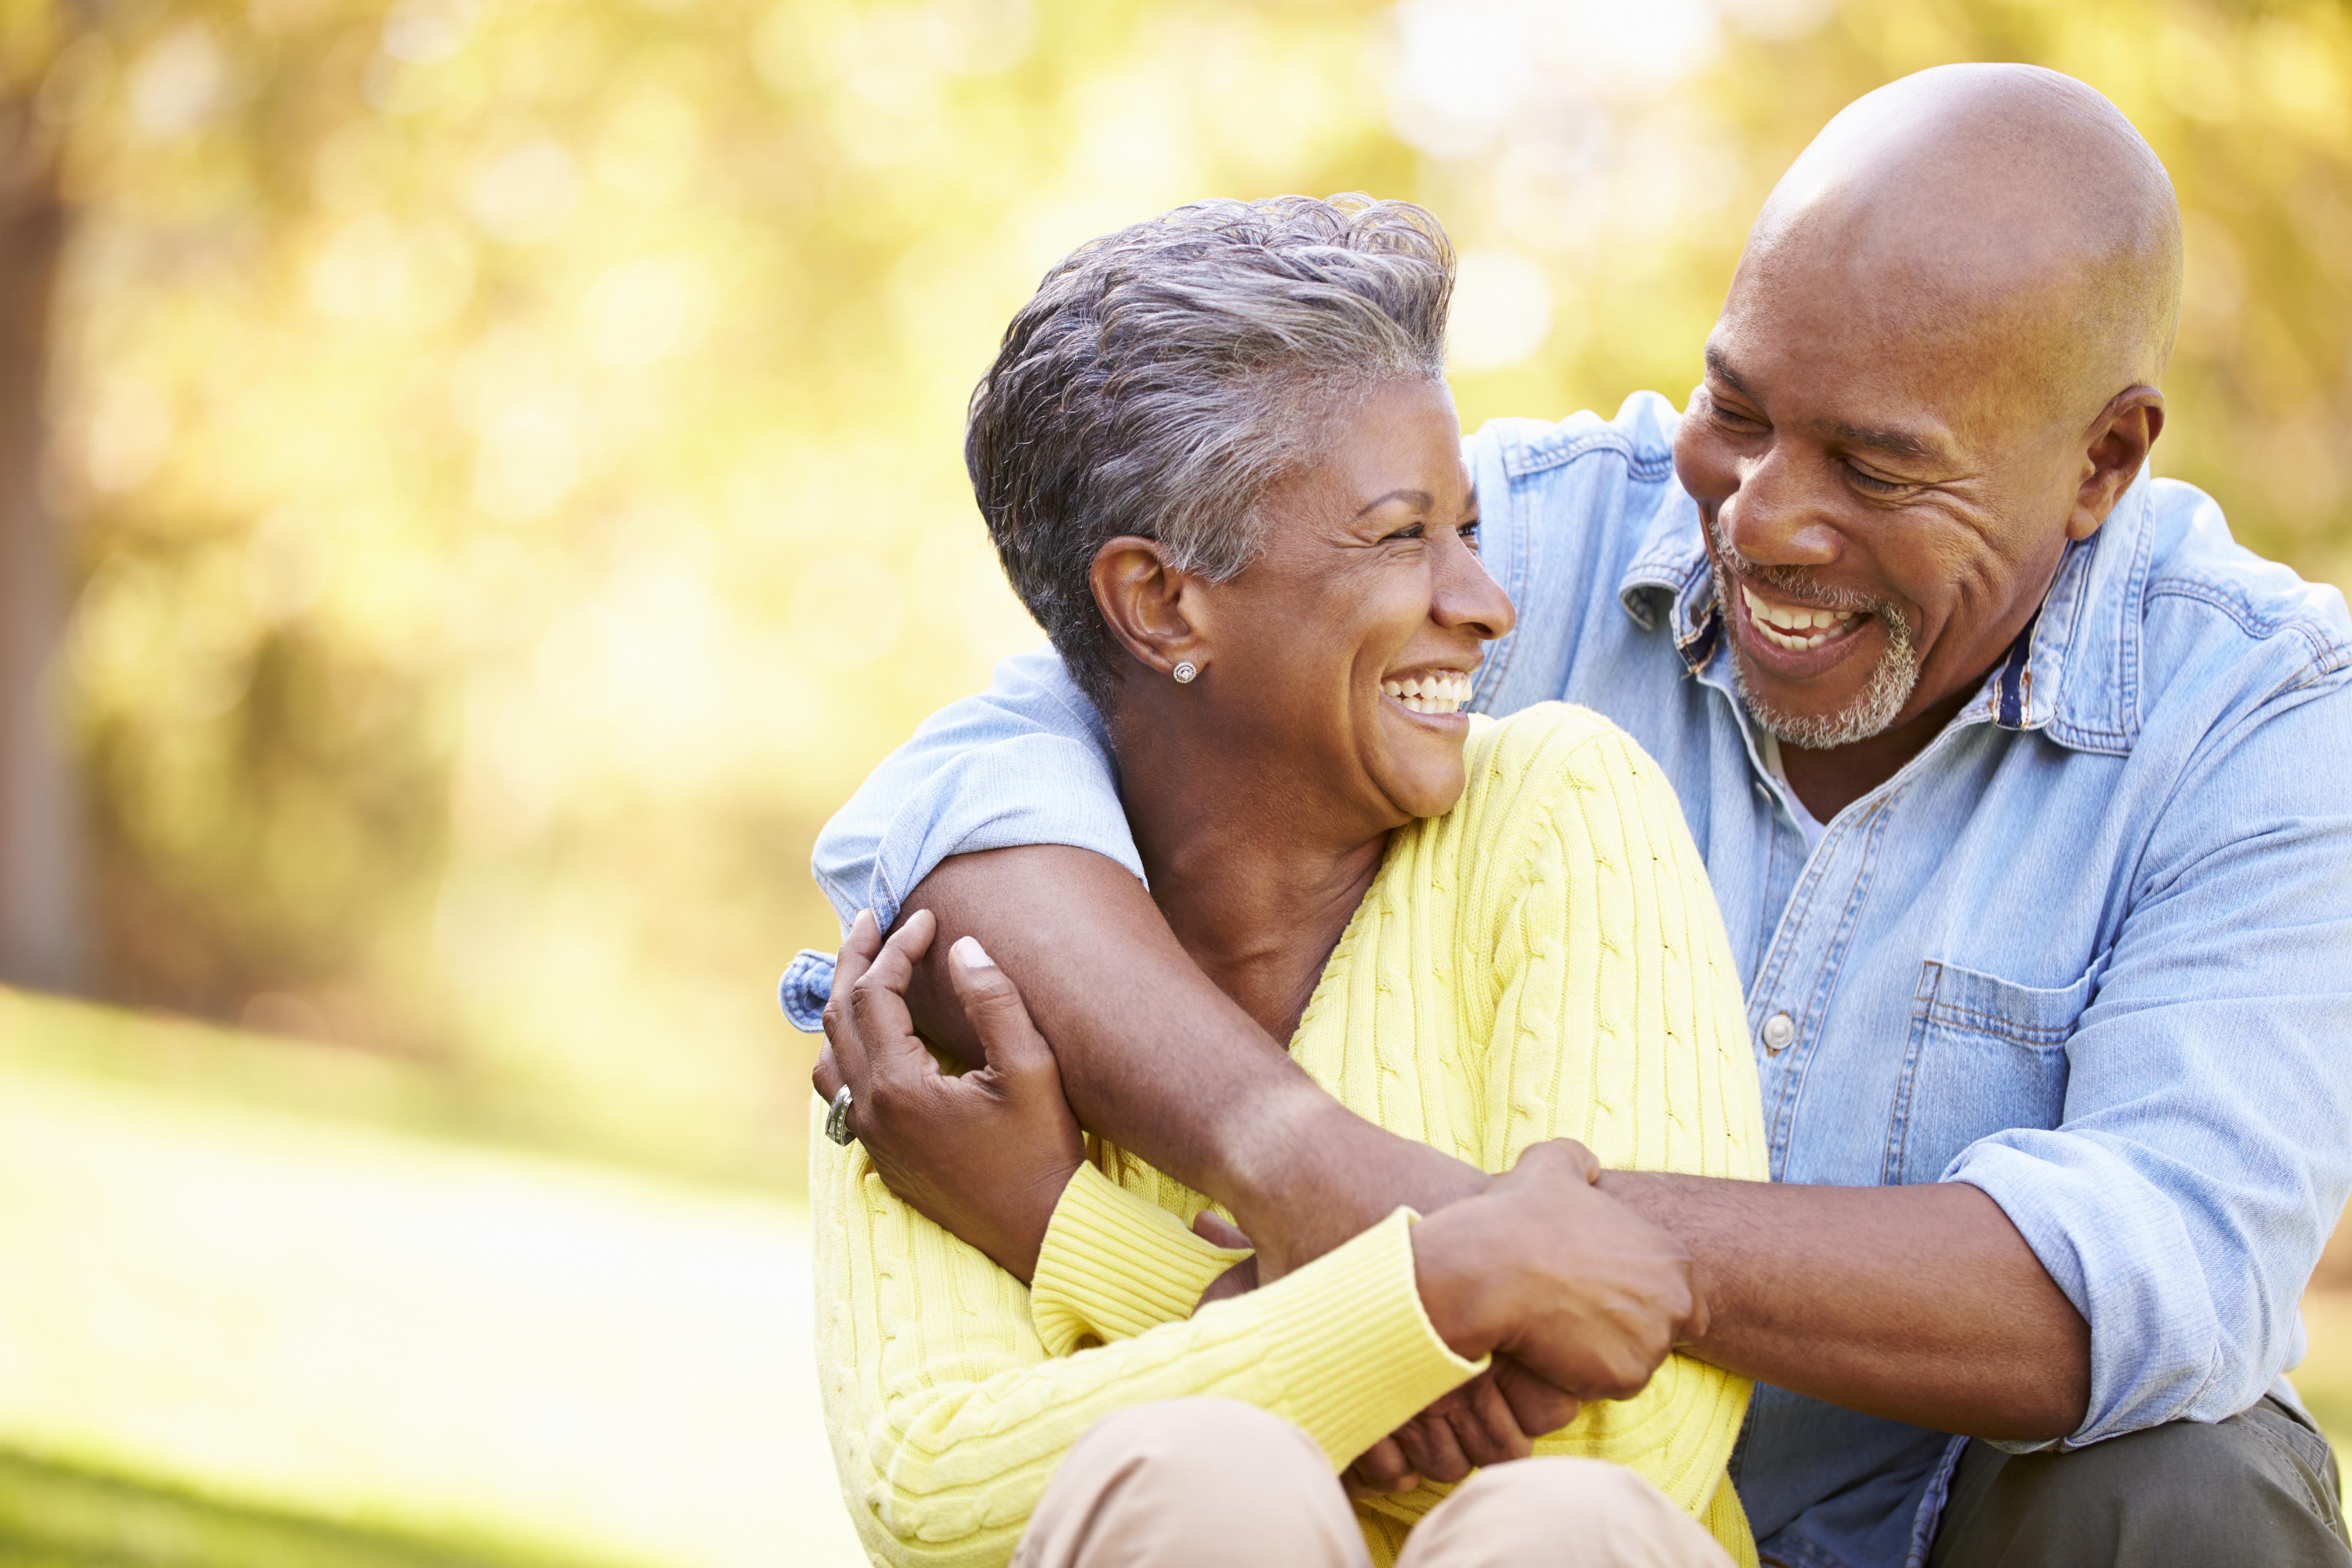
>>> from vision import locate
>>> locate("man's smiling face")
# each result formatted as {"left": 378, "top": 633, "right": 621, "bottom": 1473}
{"left": 1673, "top": 260, "right": 2088, "bottom": 751}
{"left": 1668, "top": 67, "right": 2179, "bottom": 756}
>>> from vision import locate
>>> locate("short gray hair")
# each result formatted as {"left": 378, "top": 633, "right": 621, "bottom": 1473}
{"left": 966, "top": 193, "right": 1456, "bottom": 708}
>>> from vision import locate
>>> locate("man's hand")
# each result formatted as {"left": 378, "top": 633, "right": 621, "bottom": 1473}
{"left": 1190, "top": 1172, "right": 1590, "bottom": 1498}
{"left": 1345, "top": 1142, "right": 1690, "bottom": 1496}
{"left": 1413, "top": 1140, "right": 1706, "bottom": 1401}
{"left": 814, "top": 909, "right": 1083, "bottom": 1283}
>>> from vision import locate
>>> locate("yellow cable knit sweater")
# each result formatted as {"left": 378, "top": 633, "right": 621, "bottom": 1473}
{"left": 812, "top": 704, "right": 1769, "bottom": 1567}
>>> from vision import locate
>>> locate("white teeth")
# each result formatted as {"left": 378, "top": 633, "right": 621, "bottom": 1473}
{"left": 1382, "top": 671, "right": 1470, "bottom": 715}
{"left": 1740, "top": 585, "right": 1861, "bottom": 650}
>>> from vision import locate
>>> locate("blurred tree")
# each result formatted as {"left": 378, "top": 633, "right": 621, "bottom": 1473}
{"left": 0, "top": 2, "right": 87, "bottom": 994}
{"left": 25, "top": 0, "right": 2352, "bottom": 1185}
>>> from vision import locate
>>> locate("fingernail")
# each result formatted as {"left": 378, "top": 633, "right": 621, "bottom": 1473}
{"left": 952, "top": 935, "right": 994, "bottom": 970}
{"left": 853, "top": 909, "right": 876, "bottom": 934}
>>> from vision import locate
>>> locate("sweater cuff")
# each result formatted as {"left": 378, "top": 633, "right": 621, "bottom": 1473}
{"left": 1031, "top": 1161, "right": 1250, "bottom": 1356}
{"left": 1249, "top": 1209, "right": 1486, "bottom": 1469}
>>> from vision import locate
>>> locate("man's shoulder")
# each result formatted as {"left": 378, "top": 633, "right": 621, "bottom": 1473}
{"left": 1463, "top": 395, "right": 1696, "bottom": 715}
{"left": 2135, "top": 478, "right": 2352, "bottom": 711}
{"left": 1467, "top": 391, "right": 1682, "bottom": 488}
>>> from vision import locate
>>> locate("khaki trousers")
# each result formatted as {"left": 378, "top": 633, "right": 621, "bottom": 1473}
{"left": 1013, "top": 1397, "right": 1733, "bottom": 1568}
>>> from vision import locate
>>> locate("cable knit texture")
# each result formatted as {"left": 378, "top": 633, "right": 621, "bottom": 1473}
{"left": 813, "top": 703, "right": 1768, "bottom": 1568}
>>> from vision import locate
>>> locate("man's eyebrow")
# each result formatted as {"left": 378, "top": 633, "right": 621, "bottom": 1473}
{"left": 1707, "top": 343, "right": 1948, "bottom": 464}
{"left": 1352, "top": 488, "right": 1434, "bottom": 518}
{"left": 1819, "top": 420, "right": 1945, "bottom": 463}
{"left": 1703, "top": 344, "right": 1757, "bottom": 402}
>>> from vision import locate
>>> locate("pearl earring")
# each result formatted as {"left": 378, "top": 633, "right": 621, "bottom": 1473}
{"left": 1173, "top": 661, "right": 1198, "bottom": 684}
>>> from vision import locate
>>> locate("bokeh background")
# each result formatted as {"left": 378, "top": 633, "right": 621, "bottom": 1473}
{"left": 3, "top": 1, "right": 2350, "bottom": 1564}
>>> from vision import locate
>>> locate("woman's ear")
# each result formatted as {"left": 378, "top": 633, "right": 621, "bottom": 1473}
{"left": 1090, "top": 536, "right": 1210, "bottom": 676}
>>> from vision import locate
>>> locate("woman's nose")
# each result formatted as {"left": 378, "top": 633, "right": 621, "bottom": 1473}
{"left": 1434, "top": 533, "right": 1516, "bottom": 641}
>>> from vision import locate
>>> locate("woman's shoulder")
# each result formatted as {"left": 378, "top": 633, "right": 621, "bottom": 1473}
{"left": 1425, "top": 703, "right": 1688, "bottom": 873}
{"left": 1387, "top": 704, "right": 1680, "bottom": 894}
{"left": 1460, "top": 702, "right": 1656, "bottom": 812}
{"left": 1389, "top": 704, "right": 1686, "bottom": 975}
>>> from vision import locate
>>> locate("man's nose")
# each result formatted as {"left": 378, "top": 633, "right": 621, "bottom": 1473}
{"left": 1723, "top": 447, "right": 1843, "bottom": 569}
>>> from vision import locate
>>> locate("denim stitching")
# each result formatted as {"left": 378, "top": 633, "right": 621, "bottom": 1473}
{"left": 1881, "top": 969, "right": 1941, "bottom": 1186}
{"left": 1760, "top": 800, "right": 1897, "bottom": 1176}
{"left": 1500, "top": 425, "right": 1673, "bottom": 481}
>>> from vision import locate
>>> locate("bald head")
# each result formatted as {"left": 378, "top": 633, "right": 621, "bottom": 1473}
{"left": 1743, "top": 63, "right": 2181, "bottom": 431}
{"left": 1680, "top": 66, "right": 2182, "bottom": 763}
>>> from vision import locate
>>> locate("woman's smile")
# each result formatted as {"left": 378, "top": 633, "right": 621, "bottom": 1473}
{"left": 1380, "top": 668, "right": 1474, "bottom": 719}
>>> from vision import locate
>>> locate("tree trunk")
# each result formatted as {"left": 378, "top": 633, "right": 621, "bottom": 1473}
{"left": 0, "top": 105, "right": 82, "bottom": 994}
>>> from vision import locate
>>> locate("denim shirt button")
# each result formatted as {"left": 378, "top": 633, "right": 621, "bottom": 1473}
{"left": 1761, "top": 1011, "right": 1796, "bottom": 1054}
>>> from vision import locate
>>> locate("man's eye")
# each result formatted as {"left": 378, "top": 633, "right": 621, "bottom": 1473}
{"left": 1845, "top": 462, "right": 1908, "bottom": 494}
{"left": 1710, "top": 402, "right": 1765, "bottom": 432}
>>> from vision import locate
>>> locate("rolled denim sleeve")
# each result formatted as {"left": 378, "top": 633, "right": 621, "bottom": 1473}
{"left": 1947, "top": 669, "right": 2352, "bottom": 1448}
{"left": 810, "top": 648, "right": 1142, "bottom": 935}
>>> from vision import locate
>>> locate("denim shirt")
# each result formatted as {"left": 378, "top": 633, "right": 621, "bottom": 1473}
{"left": 792, "top": 394, "right": 2352, "bottom": 1568}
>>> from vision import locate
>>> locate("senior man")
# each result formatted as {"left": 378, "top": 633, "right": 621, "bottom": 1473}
{"left": 791, "top": 64, "right": 2352, "bottom": 1568}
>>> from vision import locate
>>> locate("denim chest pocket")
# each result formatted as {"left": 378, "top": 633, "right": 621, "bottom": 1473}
{"left": 1882, "top": 960, "right": 2096, "bottom": 1187}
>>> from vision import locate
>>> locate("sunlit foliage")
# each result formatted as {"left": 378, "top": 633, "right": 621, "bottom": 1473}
{"left": 33, "top": 0, "right": 2352, "bottom": 1182}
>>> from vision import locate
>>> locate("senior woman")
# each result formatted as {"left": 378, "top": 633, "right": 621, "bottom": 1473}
{"left": 801, "top": 196, "right": 1766, "bottom": 1568}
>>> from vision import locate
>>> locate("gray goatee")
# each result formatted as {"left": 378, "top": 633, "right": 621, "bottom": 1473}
{"left": 1708, "top": 513, "right": 1918, "bottom": 751}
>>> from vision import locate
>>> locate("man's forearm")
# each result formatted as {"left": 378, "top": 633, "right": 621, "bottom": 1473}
{"left": 1604, "top": 1171, "right": 2091, "bottom": 1441}
{"left": 898, "top": 846, "right": 1485, "bottom": 1270}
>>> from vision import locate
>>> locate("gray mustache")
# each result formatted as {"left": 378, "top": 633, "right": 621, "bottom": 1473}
{"left": 1707, "top": 515, "right": 1914, "bottom": 640}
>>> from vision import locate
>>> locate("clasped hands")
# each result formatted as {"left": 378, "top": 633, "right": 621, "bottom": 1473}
{"left": 811, "top": 909, "right": 1708, "bottom": 1496}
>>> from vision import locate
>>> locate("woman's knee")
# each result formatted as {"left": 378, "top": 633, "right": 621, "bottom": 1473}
{"left": 1400, "top": 1458, "right": 1730, "bottom": 1568}
{"left": 1016, "top": 1399, "right": 1364, "bottom": 1568}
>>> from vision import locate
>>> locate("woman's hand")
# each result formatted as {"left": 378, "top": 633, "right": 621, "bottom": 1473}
{"left": 813, "top": 909, "right": 1085, "bottom": 1284}
{"left": 1343, "top": 1359, "right": 1579, "bottom": 1496}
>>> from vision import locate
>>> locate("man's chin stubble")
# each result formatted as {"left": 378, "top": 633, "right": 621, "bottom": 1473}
{"left": 1709, "top": 561, "right": 1920, "bottom": 751}
{"left": 1734, "top": 634, "right": 1919, "bottom": 751}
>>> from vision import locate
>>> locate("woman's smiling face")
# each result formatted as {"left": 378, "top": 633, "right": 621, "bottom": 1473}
{"left": 1184, "top": 377, "right": 1515, "bottom": 831}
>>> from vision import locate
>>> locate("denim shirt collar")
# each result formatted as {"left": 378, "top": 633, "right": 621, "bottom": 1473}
{"left": 1616, "top": 469, "right": 2157, "bottom": 755}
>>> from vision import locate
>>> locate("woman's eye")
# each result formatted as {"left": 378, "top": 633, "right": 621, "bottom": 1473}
{"left": 1459, "top": 521, "right": 1481, "bottom": 550}
{"left": 1383, "top": 523, "right": 1426, "bottom": 543}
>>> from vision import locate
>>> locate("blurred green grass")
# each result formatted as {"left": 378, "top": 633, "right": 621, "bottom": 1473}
{"left": 0, "top": 1447, "right": 614, "bottom": 1568}
{"left": 0, "top": 984, "right": 2341, "bottom": 1568}
{"left": 0, "top": 987, "right": 862, "bottom": 1568}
